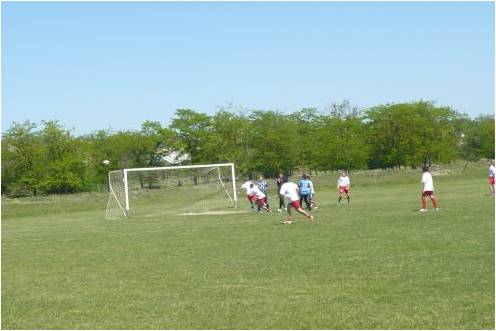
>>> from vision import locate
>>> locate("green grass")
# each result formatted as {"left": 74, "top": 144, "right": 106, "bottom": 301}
{"left": 2, "top": 163, "right": 494, "bottom": 329}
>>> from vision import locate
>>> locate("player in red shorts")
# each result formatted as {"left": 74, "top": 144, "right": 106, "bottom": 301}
{"left": 488, "top": 160, "right": 495, "bottom": 197}
{"left": 337, "top": 171, "right": 351, "bottom": 206}
{"left": 420, "top": 166, "right": 439, "bottom": 212}
{"left": 279, "top": 177, "right": 313, "bottom": 224}
{"left": 249, "top": 183, "right": 271, "bottom": 213}
{"left": 240, "top": 180, "right": 255, "bottom": 209}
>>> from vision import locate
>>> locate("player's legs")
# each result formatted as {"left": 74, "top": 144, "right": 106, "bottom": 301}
{"left": 258, "top": 198, "right": 271, "bottom": 213}
{"left": 421, "top": 192, "right": 428, "bottom": 211}
{"left": 337, "top": 189, "right": 344, "bottom": 206}
{"left": 247, "top": 195, "right": 255, "bottom": 209}
{"left": 309, "top": 194, "right": 317, "bottom": 208}
{"left": 302, "top": 194, "right": 311, "bottom": 210}
{"left": 345, "top": 191, "right": 350, "bottom": 205}
{"left": 296, "top": 206, "right": 313, "bottom": 221}
{"left": 420, "top": 191, "right": 438, "bottom": 211}
{"left": 283, "top": 200, "right": 312, "bottom": 223}
{"left": 278, "top": 194, "right": 285, "bottom": 211}
{"left": 429, "top": 194, "right": 439, "bottom": 209}
{"left": 489, "top": 177, "right": 495, "bottom": 197}
{"left": 263, "top": 191, "right": 270, "bottom": 208}
{"left": 292, "top": 200, "right": 312, "bottom": 221}
{"left": 283, "top": 203, "right": 293, "bottom": 223}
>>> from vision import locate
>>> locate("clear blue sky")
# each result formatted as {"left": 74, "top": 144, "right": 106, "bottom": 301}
{"left": 2, "top": 1, "right": 494, "bottom": 134}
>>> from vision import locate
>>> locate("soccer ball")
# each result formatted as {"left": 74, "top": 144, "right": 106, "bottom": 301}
{"left": 102, "top": 160, "right": 110, "bottom": 165}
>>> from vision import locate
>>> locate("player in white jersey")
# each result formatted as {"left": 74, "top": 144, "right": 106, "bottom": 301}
{"left": 488, "top": 160, "right": 495, "bottom": 197}
{"left": 249, "top": 183, "right": 271, "bottom": 213}
{"left": 337, "top": 171, "right": 351, "bottom": 206}
{"left": 279, "top": 177, "right": 313, "bottom": 224}
{"left": 420, "top": 166, "right": 439, "bottom": 212}
{"left": 307, "top": 175, "right": 318, "bottom": 209}
{"left": 240, "top": 180, "right": 255, "bottom": 209}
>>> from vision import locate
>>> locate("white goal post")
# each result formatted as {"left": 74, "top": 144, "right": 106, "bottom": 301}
{"left": 106, "top": 163, "right": 237, "bottom": 219}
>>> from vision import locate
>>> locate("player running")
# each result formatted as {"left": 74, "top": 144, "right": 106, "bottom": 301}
{"left": 240, "top": 180, "right": 256, "bottom": 209}
{"left": 249, "top": 183, "right": 271, "bottom": 213}
{"left": 337, "top": 171, "right": 351, "bottom": 206}
{"left": 488, "top": 160, "right": 495, "bottom": 197}
{"left": 298, "top": 174, "right": 312, "bottom": 210}
{"left": 420, "top": 166, "right": 439, "bottom": 212}
{"left": 280, "top": 177, "right": 313, "bottom": 224}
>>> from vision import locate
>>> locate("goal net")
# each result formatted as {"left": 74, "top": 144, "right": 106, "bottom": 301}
{"left": 105, "top": 163, "right": 237, "bottom": 219}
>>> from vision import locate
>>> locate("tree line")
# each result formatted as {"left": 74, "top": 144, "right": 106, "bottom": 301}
{"left": 2, "top": 100, "right": 494, "bottom": 197}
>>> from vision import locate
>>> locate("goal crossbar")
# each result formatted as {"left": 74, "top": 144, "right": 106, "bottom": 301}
{"left": 125, "top": 163, "right": 235, "bottom": 173}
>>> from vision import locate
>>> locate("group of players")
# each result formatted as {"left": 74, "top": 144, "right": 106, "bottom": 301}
{"left": 239, "top": 171, "right": 352, "bottom": 224}
{"left": 238, "top": 159, "right": 495, "bottom": 224}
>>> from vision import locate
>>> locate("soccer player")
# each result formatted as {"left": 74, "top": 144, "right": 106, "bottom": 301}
{"left": 420, "top": 166, "right": 439, "bottom": 212}
{"left": 276, "top": 173, "right": 286, "bottom": 212}
{"left": 249, "top": 183, "right": 271, "bottom": 213}
{"left": 298, "top": 174, "right": 312, "bottom": 210}
{"left": 488, "top": 160, "right": 495, "bottom": 197}
{"left": 280, "top": 177, "right": 313, "bottom": 224}
{"left": 337, "top": 171, "right": 351, "bottom": 206}
{"left": 307, "top": 175, "right": 318, "bottom": 209}
{"left": 240, "top": 180, "right": 255, "bottom": 209}
{"left": 257, "top": 175, "right": 269, "bottom": 211}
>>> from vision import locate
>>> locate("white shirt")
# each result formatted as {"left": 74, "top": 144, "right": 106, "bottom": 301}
{"left": 249, "top": 186, "right": 266, "bottom": 199}
{"left": 241, "top": 181, "right": 252, "bottom": 194}
{"left": 421, "top": 172, "right": 434, "bottom": 191}
{"left": 280, "top": 182, "right": 299, "bottom": 202}
{"left": 308, "top": 180, "right": 315, "bottom": 194}
{"left": 489, "top": 165, "right": 495, "bottom": 177}
{"left": 338, "top": 176, "right": 350, "bottom": 187}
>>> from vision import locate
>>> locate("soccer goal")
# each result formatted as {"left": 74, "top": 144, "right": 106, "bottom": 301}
{"left": 106, "top": 163, "right": 237, "bottom": 219}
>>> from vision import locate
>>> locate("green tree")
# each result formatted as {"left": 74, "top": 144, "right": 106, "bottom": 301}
{"left": 248, "top": 110, "right": 299, "bottom": 177}
{"left": 37, "top": 121, "right": 88, "bottom": 194}
{"left": 170, "top": 109, "right": 212, "bottom": 164}
{"left": 1, "top": 121, "right": 43, "bottom": 196}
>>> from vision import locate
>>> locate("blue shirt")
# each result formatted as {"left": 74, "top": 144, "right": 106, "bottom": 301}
{"left": 257, "top": 179, "right": 268, "bottom": 193}
{"left": 298, "top": 179, "right": 311, "bottom": 195}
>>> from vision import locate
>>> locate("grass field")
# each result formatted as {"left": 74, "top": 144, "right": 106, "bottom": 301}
{"left": 2, "top": 163, "right": 494, "bottom": 329}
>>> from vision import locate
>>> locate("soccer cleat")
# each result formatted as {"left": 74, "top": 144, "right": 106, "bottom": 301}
{"left": 419, "top": 209, "right": 427, "bottom": 212}
{"left": 435, "top": 208, "right": 440, "bottom": 211}
{"left": 277, "top": 209, "right": 282, "bottom": 212}
{"left": 283, "top": 220, "right": 293, "bottom": 225}
{"left": 308, "top": 215, "right": 314, "bottom": 222}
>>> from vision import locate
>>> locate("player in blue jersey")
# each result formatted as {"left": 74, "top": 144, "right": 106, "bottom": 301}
{"left": 298, "top": 174, "right": 312, "bottom": 210}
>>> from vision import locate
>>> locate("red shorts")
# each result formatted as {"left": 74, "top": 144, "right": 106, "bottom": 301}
{"left": 339, "top": 186, "right": 349, "bottom": 194}
{"left": 290, "top": 200, "right": 301, "bottom": 209}
{"left": 247, "top": 194, "right": 256, "bottom": 202}
{"left": 422, "top": 191, "right": 434, "bottom": 197}
{"left": 489, "top": 177, "right": 495, "bottom": 185}
{"left": 256, "top": 197, "right": 267, "bottom": 207}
